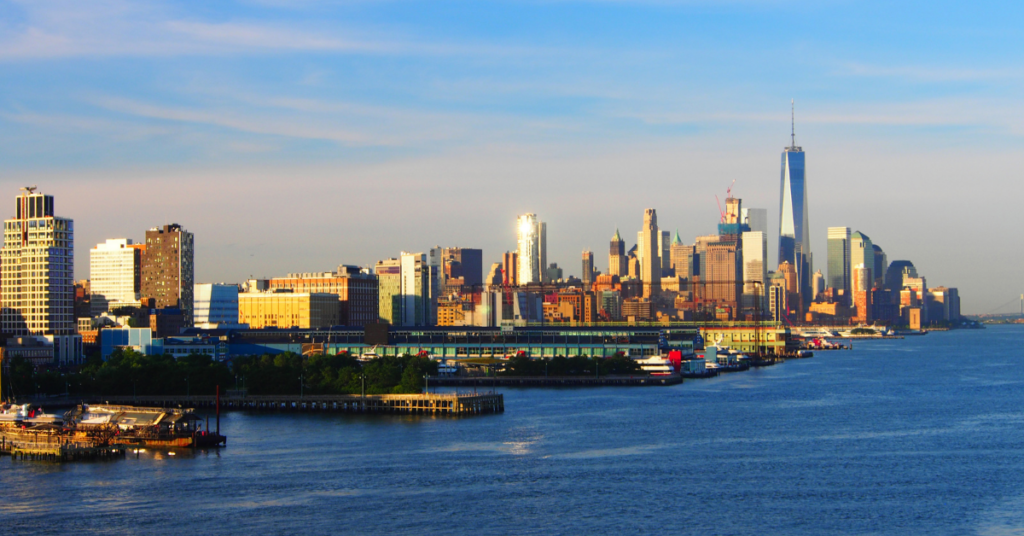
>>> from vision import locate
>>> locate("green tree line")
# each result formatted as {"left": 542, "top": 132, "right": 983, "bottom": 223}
{"left": 2, "top": 350, "right": 437, "bottom": 398}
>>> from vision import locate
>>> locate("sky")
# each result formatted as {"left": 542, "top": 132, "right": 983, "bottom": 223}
{"left": 2, "top": 0, "right": 1023, "bottom": 314}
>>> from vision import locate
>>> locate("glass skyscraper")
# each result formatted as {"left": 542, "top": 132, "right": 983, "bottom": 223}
{"left": 778, "top": 111, "right": 810, "bottom": 308}
{"left": 826, "top": 227, "right": 851, "bottom": 302}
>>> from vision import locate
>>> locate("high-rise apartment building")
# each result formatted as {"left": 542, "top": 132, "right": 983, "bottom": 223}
{"left": 502, "top": 251, "right": 519, "bottom": 286}
{"left": 1, "top": 188, "right": 81, "bottom": 364}
{"left": 849, "top": 231, "right": 873, "bottom": 296}
{"left": 609, "top": 229, "right": 626, "bottom": 276}
{"left": 639, "top": 209, "right": 661, "bottom": 296}
{"left": 517, "top": 214, "right": 541, "bottom": 284}
{"left": 399, "top": 251, "right": 439, "bottom": 327}
{"left": 374, "top": 258, "right": 402, "bottom": 323}
{"left": 90, "top": 238, "right": 143, "bottom": 315}
{"left": 826, "top": 227, "right": 851, "bottom": 302}
{"left": 778, "top": 105, "right": 811, "bottom": 308}
{"left": 581, "top": 250, "right": 594, "bottom": 286}
{"left": 141, "top": 224, "right": 195, "bottom": 325}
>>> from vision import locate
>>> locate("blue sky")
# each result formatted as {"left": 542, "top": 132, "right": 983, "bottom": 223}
{"left": 2, "top": 0, "right": 1022, "bottom": 313}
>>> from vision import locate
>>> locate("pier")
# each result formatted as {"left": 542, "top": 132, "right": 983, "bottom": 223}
{"left": 428, "top": 374, "right": 682, "bottom": 387}
{"left": 52, "top": 393, "right": 504, "bottom": 416}
{"left": 1, "top": 430, "right": 126, "bottom": 462}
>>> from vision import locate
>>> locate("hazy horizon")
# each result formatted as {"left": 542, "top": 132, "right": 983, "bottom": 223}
{"left": 3, "top": 0, "right": 1022, "bottom": 314}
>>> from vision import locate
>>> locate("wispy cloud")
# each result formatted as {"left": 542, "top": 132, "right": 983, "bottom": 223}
{"left": 840, "top": 63, "right": 1020, "bottom": 83}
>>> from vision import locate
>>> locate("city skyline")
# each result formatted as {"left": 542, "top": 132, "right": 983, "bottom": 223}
{"left": 2, "top": 1, "right": 1022, "bottom": 314}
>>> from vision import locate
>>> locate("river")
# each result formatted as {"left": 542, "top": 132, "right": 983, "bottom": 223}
{"left": 4, "top": 325, "right": 1023, "bottom": 535}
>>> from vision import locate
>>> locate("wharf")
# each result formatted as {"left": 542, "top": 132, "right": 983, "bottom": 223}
{"left": 47, "top": 393, "right": 504, "bottom": 416}
{"left": 429, "top": 374, "right": 682, "bottom": 387}
{"left": 1, "top": 431, "right": 126, "bottom": 462}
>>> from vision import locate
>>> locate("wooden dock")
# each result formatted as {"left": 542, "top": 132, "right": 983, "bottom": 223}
{"left": 1, "top": 431, "right": 126, "bottom": 462}
{"left": 64, "top": 393, "right": 504, "bottom": 416}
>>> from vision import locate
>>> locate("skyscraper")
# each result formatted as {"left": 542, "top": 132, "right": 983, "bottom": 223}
{"left": 1, "top": 188, "right": 81, "bottom": 364}
{"left": 872, "top": 244, "right": 887, "bottom": 287}
{"left": 639, "top": 209, "right": 661, "bottom": 296}
{"left": 538, "top": 221, "right": 548, "bottom": 283}
{"left": 141, "top": 224, "right": 195, "bottom": 325}
{"left": 778, "top": 102, "right": 810, "bottom": 307}
{"left": 741, "top": 230, "right": 767, "bottom": 308}
{"left": 90, "top": 238, "right": 143, "bottom": 315}
{"left": 609, "top": 229, "right": 626, "bottom": 276}
{"left": 581, "top": 250, "right": 594, "bottom": 286}
{"left": 374, "top": 257, "right": 402, "bottom": 323}
{"left": 849, "top": 231, "right": 873, "bottom": 296}
{"left": 669, "top": 230, "right": 692, "bottom": 279}
{"left": 741, "top": 208, "right": 768, "bottom": 235}
{"left": 502, "top": 251, "right": 519, "bottom": 286}
{"left": 826, "top": 227, "right": 851, "bottom": 302}
{"left": 399, "top": 251, "right": 439, "bottom": 327}
{"left": 659, "top": 230, "right": 671, "bottom": 275}
{"left": 516, "top": 213, "right": 541, "bottom": 284}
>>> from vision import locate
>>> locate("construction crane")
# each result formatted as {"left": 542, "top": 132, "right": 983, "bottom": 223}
{"left": 20, "top": 185, "right": 37, "bottom": 194}
{"left": 714, "top": 180, "right": 737, "bottom": 223}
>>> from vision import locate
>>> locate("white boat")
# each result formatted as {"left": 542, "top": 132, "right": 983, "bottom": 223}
{"left": 797, "top": 328, "right": 838, "bottom": 338}
{"left": 633, "top": 355, "right": 676, "bottom": 375}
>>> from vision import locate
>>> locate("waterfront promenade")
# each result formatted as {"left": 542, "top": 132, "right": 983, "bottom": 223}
{"left": 429, "top": 374, "right": 682, "bottom": 387}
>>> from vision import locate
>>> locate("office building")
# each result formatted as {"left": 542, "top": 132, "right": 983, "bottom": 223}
{"left": 90, "top": 238, "right": 143, "bottom": 315}
{"left": 885, "top": 260, "right": 917, "bottom": 292}
{"left": 705, "top": 237, "right": 741, "bottom": 313}
{"left": 778, "top": 106, "right": 811, "bottom": 309}
{"left": 581, "top": 250, "right": 594, "bottom": 286}
{"left": 853, "top": 264, "right": 872, "bottom": 324}
{"left": 1, "top": 188, "right": 81, "bottom": 364}
{"left": 193, "top": 283, "right": 239, "bottom": 326}
{"left": 872, "top": 244, "right": 887, "bottom": 287}
{"left": 440, "top": 247, "right": 483, "bottom": 289}
{"left": 659, "top": 230, "right": 671, "bottom": 275}
{"left": 238, "top": 291, "right": 340, "bottom": 329}
{"left": 141, "top": 224, "right": 195, "bottom": 325}
{"left": 741, "top": 231, "right": 767, "bottom": 308}
{"left": 639, "top": 209, "right": 661, "bottom": 296}
{"left": 538, "top": 221, "right": 548, "bottom": 283}
{"left": 669, "top": 232, "right": 693, "bottom": 280}
{"left": 849, "top": 231, "right": 873, "bottom": 297}
{"left": 609, "top": 229, "right": 626, "bottom": 276}
{"left": 812, "top": 270, "right": 825, "bottom": 301}
{"left": 267, "top": 266, "right": 378, "bottom": 326}
{"left": 517, "top": 214, "right": 541, "bottom": 284}
{"left": 826, "top": 227, "right": 851, "bottom": 303}
{"left": 741, "top": 208, "right": 768, "bottom": 235}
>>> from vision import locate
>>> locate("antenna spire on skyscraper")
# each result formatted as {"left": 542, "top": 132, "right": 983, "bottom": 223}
{"left": 791, "top": 99, "right": 795, "bottom": 148}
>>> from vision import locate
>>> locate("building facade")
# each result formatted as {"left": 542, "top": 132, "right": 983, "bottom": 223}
{"left": 581, "top": 250, "right": 594, "bottom": 286}
{"left": 517, "top": 213, "right": 542, "bottom": 285}
{"left": 238, "top": 292, "right": 340, "bottom": 329}
{"left": 1, "top": 189, "right": 81, "bottom": 364}
{"left": 778, "top": 115, "right": 811, "bottom": 311}
{"left": 849, "top": 231, "right": 874, "bottom": 297}
{"left": 609, "top": 229, "right": 626, "bottom": 277}
{"left": 826, "top": 227, "right": 851, "bottom": 303}
{"left": 90, "top": 238, "right": 143, "bottom": 315}
{"left": 639, "top": 208, "right": 661, "bottom": 296}
{"left": 267, "top": 266, "right": 378, "bottom": 326}
{"left": 374, "top": 258, "right": 402, "bottom": 324}
{"left": 141, "top": 224, "right": 195, "bottom": 325}
{"left": 193, "top": 283, "right": 240, "bottom": 326}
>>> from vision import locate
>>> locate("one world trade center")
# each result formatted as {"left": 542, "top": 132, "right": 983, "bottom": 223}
{"left": 778, "top": 101, "right": 810, "bottom": 310}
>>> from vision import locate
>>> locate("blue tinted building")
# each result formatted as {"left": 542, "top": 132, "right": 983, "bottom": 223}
{"left": 778, "top": 109, "right": 811, "bottom": 308}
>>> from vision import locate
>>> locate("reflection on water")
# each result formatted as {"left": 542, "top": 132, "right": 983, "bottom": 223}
{"left": 3, "top": 326, "right": 1024, "bottom": 535}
